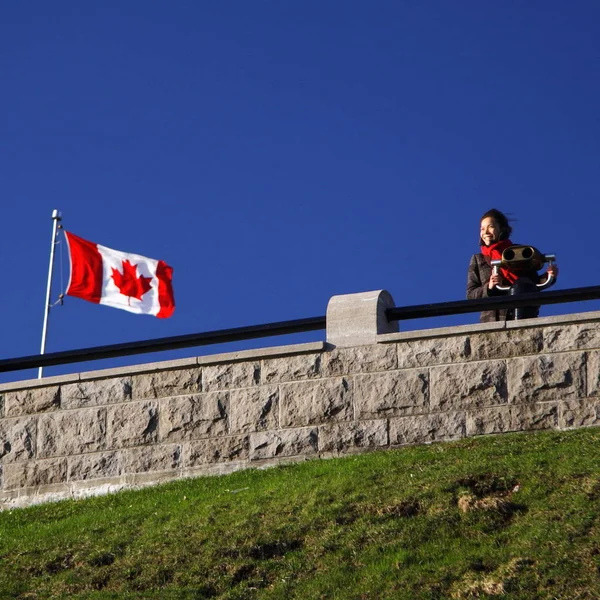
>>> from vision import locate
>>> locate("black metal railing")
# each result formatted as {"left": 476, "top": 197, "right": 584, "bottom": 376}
{"left": 386, "top": 285, "right": 600, "bottom": 321}
{"left": 1, "top": 285, "right": 600, "bottom": 374}
{"left": 0, "top": 316, "right": 327, "bottom": 374}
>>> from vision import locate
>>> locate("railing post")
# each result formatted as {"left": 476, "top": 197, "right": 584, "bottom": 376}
{"left": 326, "top": 290, "right": 399, "bottom": 348}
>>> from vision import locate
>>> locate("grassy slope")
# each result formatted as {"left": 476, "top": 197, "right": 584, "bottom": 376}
{"left": 1, "top": 429, "right": 600, "bottom": 599}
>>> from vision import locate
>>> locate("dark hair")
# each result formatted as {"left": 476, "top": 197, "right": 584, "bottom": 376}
{"left": 480, "top": 208, "right": 512, "bottom": 243}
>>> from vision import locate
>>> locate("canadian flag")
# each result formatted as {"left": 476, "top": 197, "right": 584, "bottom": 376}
{"left": 64, "top": 231, "right": 175, "bottom": 318}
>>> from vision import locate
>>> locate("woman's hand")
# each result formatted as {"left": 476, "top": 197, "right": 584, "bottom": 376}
{"left": 488, "top": 272, "right": 502, "bottom": 289}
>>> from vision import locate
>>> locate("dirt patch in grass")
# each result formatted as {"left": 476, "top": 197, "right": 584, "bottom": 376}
{"left": 88, "top": 551, "right": 116, "bottom": 567}
{"left": 248, "top": 539, "right": 303, "bottom": 560}
{"left": 457, "top": 493, "right": 521, "bottom": 515}
{"left": 44, "top": 552, "right": 75, "bottom": 574}
{"left": 452, "top": 473, "right": 519, "bottom": 498}
{"left": 363, "top": 498, "right": 421, "bottom": 519}
{"left": 450, "top": 557, "right": 535, "bottom": 599}
{"left": 452, "top": 472, "right": 526, "bottom": 527}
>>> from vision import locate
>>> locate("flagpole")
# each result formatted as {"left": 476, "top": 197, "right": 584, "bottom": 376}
{"left": 39, "top": 209, "right": 62, "bottom": 379}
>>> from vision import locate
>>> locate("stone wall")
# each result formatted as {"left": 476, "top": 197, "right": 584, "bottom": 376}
{"left": 1, "top": 308, "right": 600, "bottom": 510}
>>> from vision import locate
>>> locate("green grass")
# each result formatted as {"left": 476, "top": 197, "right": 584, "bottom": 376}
{"left": 2, "top": 429, "right": 600, "bottom": 599}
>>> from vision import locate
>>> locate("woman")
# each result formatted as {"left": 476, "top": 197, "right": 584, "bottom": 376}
{"left": 466, "top": 208, "right": 559, "bottom": 322}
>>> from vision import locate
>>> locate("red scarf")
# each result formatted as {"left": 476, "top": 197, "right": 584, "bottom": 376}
{"left": 480, "top": 239, "right": 519, "bottom": 284}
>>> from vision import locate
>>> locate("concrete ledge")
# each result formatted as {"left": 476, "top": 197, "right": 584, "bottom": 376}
{"left": 79, "top": 357, "right": 200, "bottom": 381}
{"left": 378, "top": 320, "right": 506, "bottom": 343}
{"left": 0, "top": 373, "right": 81, "bottom": 393}
{"left": 0, "top": 342, "right": 326, "bottom": 393}
{"left": 81, "top": 342, "right": 326, "bottom": 381}
{"left": 197, "top": 342, "right": 326, "bottom": 365}
{"left": 3, "top": 311, "right": 599, "bottom": 392}
{"left": 378, "top": 309, "right": 600, "bottom": 344}
{"left": 505, "top": 309, "right": 600, "bottom": 329}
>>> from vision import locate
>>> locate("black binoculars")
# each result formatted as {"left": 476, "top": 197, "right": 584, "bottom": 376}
{"left": 490, "top": 245, "right": 556, "bottom": 319}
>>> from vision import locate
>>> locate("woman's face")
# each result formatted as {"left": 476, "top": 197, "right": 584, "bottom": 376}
{"left": 480, "top": 217, "right": 501, "bottom": 246}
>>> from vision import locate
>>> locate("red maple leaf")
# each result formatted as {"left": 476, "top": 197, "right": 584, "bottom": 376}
{"left": 111, "top": 260, "right": 152, "bottom": 302}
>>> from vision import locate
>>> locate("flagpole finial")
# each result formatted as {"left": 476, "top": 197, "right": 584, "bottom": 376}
{"left": 52, "top": 209, "right": 62, "bottom": 221}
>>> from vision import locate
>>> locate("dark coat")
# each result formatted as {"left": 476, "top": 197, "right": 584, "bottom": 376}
{"left": 466, "top": 253, "right": 551, "bottom": 323}
{"left": 466, "top": 254, "right": 510, "bottom": 322}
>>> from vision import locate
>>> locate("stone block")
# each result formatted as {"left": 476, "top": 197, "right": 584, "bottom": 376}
{"left": 523, "top": 403, "right": 559, "bottom": 430}
{"left": 318, "top": 420, "right": 388, "bottom": 453}
{"left": 389, "top": 413, "right": 466, "bottom": 446}
{"left": 560, "top": 399, "right": 600, "bottom": 429}
{"left": 107, "top": 401, "right": 158, "bottom": 448}
{"left": 468, "top": 329, "right": 544, "bottom": 361}
{"left": 262, "top": 353, "right": 321, "bottom": 384}
{"left": 203, "top": 362, "right": 260, "bottom": 391}
{"left": 0, "top": 416, "right": 36, "bottom": 463}
{"left": 121, "top": 444, "right": 181, "bottom": 474}
{"left": 61, "top": 378, "right": 132, "bottom": 409}
{"left": 466, "top": 403, "right": 558, "bottom": 436}
{"left": 131, "top": 368, "right": 201, "bottom": 399}
{"left": 68, "top": 451, "right": 121, "bottom": 481}
{"left": 4, "top": 386, "right": 60, "bottom": 417}
{"left": 544, "top": 323, "right": 600, "bottom": 352}
{"left": 126, "top": 471, "right": 179, "bottom": 487}
{"left": 159, "top": 393, "right": 228, "bottom": 442}
{"left": 466, "top": 405, "right": 514, "bottom": 436}
{"left": 430, "top": 362, "right": 507, "bottom": 411}
{"left": 321, "top": 344, "right": 397, "bottom": 377}
{"left": 396, "top": 337, "right": 471, "bottom": 369}
{"left": 4, "top": 458, "right": 68, "bottom": 490}
{"left": 326, "top": 289, "right": 398, "bottom": 347}
{"left": 250, "top": 428, "right": 318, "bottom": 460}
{"left": 38, "top": 408, "right": 106, "bottom": 458}
{"left": 280, "top": 378, "right": 353, "bottom": 428}
{"left": 587, "top": 351, "right": 600, "bottom": 397}
{"left": 186, "top": 435, "right": 250, "bottom": 465}
{"left": 229, "top": 386, "right": 279, "bottom": 433}
{"left": 353, "top": 370, "right": 429, "bottom": 419}
{"left": 70, "top": 479, "right": 126, "bottom": 499}
{"left": 508, "top": 353, "right": 585, "bottom": 403}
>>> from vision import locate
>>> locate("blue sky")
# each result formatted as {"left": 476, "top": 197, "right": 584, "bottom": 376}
{"left": 2, "top": 1, "right": 599, "bottom": 383}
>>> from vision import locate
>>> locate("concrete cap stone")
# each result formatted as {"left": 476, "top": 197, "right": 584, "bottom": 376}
{"left": 326, "top": 290, "right": 399, "bottom": 348}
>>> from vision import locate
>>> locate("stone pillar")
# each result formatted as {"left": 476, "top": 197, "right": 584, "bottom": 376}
{"left": 326, "top": 290, "right": 399, "bottom": 348}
